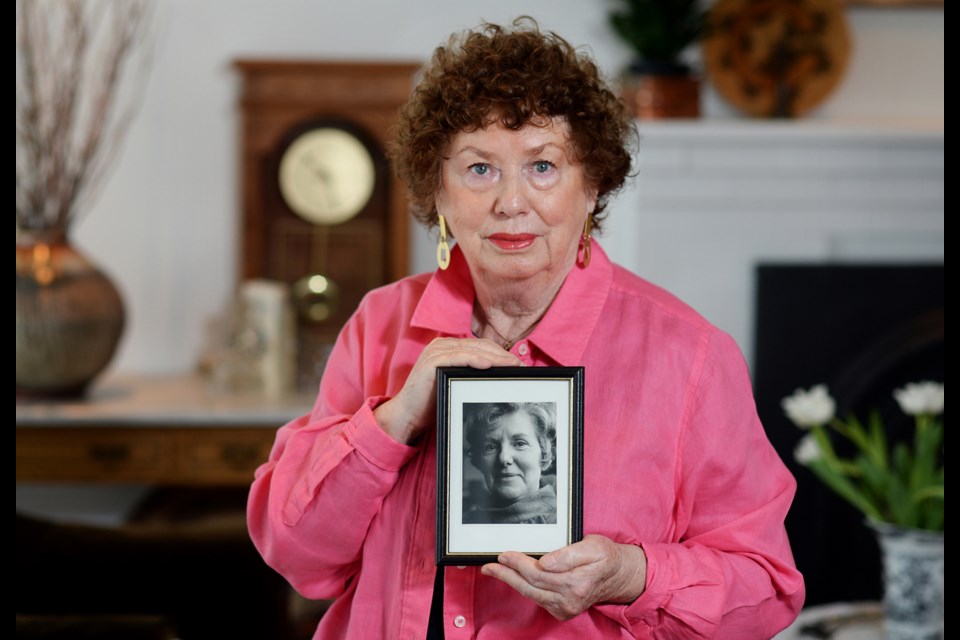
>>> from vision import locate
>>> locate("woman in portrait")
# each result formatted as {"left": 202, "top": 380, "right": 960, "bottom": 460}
{"left": 248, "top": 18, "right": 804, "bottom": 639}
{"left": 462, "top": 402, "right": 557, "bottom": 524}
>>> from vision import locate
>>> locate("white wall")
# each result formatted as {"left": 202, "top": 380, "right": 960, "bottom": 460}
{"left": 61, "top": 1, "right": 943, "bottom": 376}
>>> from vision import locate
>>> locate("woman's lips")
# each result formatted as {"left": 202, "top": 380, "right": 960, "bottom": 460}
{"left": 487, "top": 233, "right": 536, "bottom": 251}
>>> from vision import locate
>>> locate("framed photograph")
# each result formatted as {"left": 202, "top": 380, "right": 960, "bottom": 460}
{"left": 436, "top": 366, "right": 584, "bottom": 565}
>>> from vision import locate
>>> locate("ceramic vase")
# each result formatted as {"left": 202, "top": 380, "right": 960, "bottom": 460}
{"left": 16, "top": 229, "right": 125, "bottom": 397}
{"left": 869, "top": 521, "right": 944, "bottom": 640}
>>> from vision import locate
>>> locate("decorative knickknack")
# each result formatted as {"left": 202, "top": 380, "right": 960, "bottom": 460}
{"left": 608, "top": 0, "right": 706, "bottom": 119}
{"left": 869, "top": 521, "right": 944, "bottom": 640}
{"left": 16, "top": 0, "right": 152, "bottom": 396}
{"left": 702, "top": 0, "right": 852, "bottom": 118}
{"left": 16, "top": 230, "right": 125, "bottom": 396}
{"left": 619, "top": 61, "right": 701, "bottom": 120}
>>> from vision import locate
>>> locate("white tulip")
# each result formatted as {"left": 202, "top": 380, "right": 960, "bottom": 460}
{"left": 782, "top": 384, "right": 836, "bottom": 428}
{"left": 793, "top": 434, "right": 823, "bottom": 465}
{"left": 893, "top": 381, "right": 944, "bottom": 416}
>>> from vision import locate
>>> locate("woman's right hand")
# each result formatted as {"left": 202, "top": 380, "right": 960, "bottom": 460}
{"left": 374, "top": 337, "right": 522, "bottom": 445}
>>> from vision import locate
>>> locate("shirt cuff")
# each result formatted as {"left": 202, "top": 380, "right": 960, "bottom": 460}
{"left": 611, "top": 541, "right": 721, "bottom": 638}
{"left": 342, "top": 395, "right": 418, "bottom": 472}
{"left": 593, "top": 541, "right": 665, "bottom": 632}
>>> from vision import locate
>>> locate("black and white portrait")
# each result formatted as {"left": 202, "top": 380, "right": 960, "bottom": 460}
{"left": 436, "top": 366, "right": 583, "bottom": 564}
{"left": 462, "top": 402, "right": 558, "bottom": 525}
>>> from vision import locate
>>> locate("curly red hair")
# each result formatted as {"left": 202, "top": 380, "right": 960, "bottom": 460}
{"left": 390, "top": 18, "right": 635, "bottom": 233}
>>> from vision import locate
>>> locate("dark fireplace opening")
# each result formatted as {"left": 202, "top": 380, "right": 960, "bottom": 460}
{"left": 752, "top": 264, "right": 944, "bottom": 606}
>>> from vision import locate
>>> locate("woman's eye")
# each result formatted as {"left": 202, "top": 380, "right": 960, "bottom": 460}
{"left": 483, "top": 443, "right": 499, "bottom": 453}
{"left": 469, "top": 163, "right": 491, "bottom": 176}
{"left": 513, "top": 439, "right": 530, "bottom": 448}
{"left": 533, "top": 160, "right": 554, "bottom": 173}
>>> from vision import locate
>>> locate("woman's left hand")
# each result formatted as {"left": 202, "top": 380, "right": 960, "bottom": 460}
{"left": 480, "top": 534, "right": 647, "bottom": 621}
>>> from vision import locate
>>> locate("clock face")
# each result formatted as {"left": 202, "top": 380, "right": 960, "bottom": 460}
{"left": 277, "top": 127, "right": 377, "bottom": 225}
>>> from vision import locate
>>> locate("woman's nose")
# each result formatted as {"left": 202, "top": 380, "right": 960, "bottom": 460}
{"left": 498, "top": 444, "right": 515, "bottom": 465}
{"left": 494, "top": 171, "right": 528, "bottom": 217}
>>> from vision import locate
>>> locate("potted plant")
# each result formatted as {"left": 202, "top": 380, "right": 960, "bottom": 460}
{"left": 784, "top": 382, "right": 944, "bottom": 639}
{"left": 608, "top": 0, "right": 707, "bottom": 119}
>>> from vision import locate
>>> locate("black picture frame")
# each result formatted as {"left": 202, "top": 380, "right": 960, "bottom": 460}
{"left": 436, "top": 366, "right": 584, "bottom": 565}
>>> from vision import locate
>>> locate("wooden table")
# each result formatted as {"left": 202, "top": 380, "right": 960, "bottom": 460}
{"left": 773, "top": 602, "right": 884, "bottom": 639}
{"left": 16, "top": 374, "right": 314, "bottom": 486}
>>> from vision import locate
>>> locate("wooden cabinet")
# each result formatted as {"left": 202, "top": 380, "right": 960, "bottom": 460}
{"left": 16, "top": 374, "right": 312, "bottom": 486}
{"left": 177, "top": 428, "right": 278, "bottom": 485}
{"left": 17, "top": 427, "right": 177, "bottom": 482}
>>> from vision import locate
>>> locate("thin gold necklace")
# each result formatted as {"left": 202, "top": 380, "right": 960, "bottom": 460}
{"left": 484, "top": 324, "right": 517, "bottom": 350}
{"left": 472, "top": 303, "right": 532, "bottom": 351}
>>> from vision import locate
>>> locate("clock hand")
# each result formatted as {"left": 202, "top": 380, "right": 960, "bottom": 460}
{"left": 311, "top": 165, "right": 331, "bottom": 183}
{"left": 305, "top": 161, "right": 341, "bottom": 209}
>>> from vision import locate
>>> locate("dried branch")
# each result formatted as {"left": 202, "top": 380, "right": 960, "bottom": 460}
{"left": 16, "top": 0, "right": 153, "bottom": 232}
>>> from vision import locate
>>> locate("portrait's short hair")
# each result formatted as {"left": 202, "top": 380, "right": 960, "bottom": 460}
{"left": 390, "top": 17, "right": 635, "bottom": 232}
{"left": 464, "top": 402, "right": 556, "bottom": 471}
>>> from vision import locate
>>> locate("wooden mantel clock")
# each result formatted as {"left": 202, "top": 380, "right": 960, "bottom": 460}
{"left": 234, "top": 60, "right": 420, "bottom": 386}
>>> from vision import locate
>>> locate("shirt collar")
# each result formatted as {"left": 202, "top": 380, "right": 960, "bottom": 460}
{"left": 410, "top": 244, "right": 476, "bottom": 338}
{"left": 411, "top": 241, "right": 613, "bottom": 365}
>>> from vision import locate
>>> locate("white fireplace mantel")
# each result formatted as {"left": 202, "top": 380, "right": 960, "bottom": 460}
{"left": 633, "top": 118, "right": 944, "bottom": 142}
{"left": 594, "top": 118, "right": 943, "bottom": 368}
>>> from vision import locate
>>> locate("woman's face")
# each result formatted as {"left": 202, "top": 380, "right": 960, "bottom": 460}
{"left": 478, "top": 411, "right": 544, "bottom": 502}
{"left": 436, "top": 117, "right": 598, "bottom": 287}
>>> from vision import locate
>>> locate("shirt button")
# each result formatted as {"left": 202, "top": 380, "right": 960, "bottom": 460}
{"left": 456, "top": 565, "right": 466, "bottom": 570}
{"left": 517, "top": 342, "right": 529, "bottom": 356}
{"left": 453, "top": 615, "right": 466, "bottom": 628}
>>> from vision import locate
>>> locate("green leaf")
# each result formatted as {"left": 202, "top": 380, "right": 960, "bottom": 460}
{"left": 917, "top": 421, "right": 944, "bottom": 472}
{"left": 886, "top": 456, "right": 917, "bottom": 527}
{"left": 915, "top": 481, "right": 944, "bottom": 531}
{"left": 854, "top": 454, "right": 888, "bottom": 505}
{"left": 839, "top": 413, "right": 879, "bottom": 464}
{"left": 914, "top": 485, "right": 944, "bottom": 501}
{"left": 806, "top": 459, "right": 885, "bottom": 522}
{"left": 811, "top": 427, "right": 843, "bottom": 468}
{"left": 893, "top": 443, "right": 912, "bottom": 481}
{"left": 920, "top": 497, "right": 945, "bottom": 531}
{"left": 609, "top": 0, "right": 706, "bottom": 62}
{"left": 867, "top": 410, "right": 889, "bottom": 472}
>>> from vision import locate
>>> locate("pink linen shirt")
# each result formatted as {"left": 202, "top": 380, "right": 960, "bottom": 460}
{"left": 248, "top": 243, "right": 805, "bottom": 639}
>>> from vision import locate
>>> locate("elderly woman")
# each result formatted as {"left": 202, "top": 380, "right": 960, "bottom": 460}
{"left": 248, "top": 19, "right": 804, "bottom": 639}
{"left": 463, "top": 402, "right": 557, "bottom": 524}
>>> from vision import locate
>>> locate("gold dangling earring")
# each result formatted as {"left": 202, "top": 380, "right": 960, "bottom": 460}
{"left": 436, "top": 214, "right": 451, "bottom": 270}
{"left": 579, "top": 213, "right": 593, "bottom": 268}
